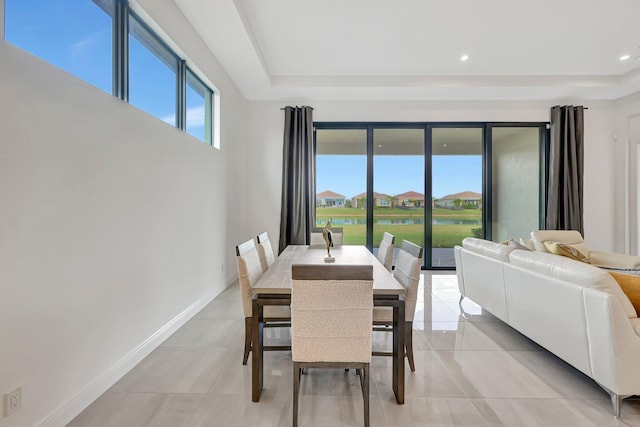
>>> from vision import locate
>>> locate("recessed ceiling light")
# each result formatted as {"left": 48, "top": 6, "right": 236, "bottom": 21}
{"left": 377, "top": 144, "right": 382, "bottom": 148}
{"left": 460, "top": 54, "right": 469, "bottom": 62}
{"left": 443, "top": 144, "right": 447, "bottom": 147}
{"left": 620, "top": 54, "right": 631, "bottom": 61}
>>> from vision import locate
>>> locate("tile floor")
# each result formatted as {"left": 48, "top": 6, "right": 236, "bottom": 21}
{"left": 68, "top": 272, "right": 640, "bottom": 426}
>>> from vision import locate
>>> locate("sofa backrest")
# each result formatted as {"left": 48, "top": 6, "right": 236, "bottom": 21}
{"left": 458, "top": 238, "right": 512, "bottom": 322}
{"left": 462, "top": 237, "right": 514, "bottom": 262}
{"left": 509, "top": 250, "right": 637, "bottom": 319}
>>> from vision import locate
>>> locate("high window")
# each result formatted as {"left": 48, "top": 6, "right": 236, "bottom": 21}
{"left": 186, "top": 69, "right": 213, "bottom": 143}
{"left": 128, "top": 13, "right": 178, "bottom": 127}
{"left": 5, "top": 0, "right": 114, "bottom": 94}
{"left": 4, "top": 0, "right": 217, "bottom": 146}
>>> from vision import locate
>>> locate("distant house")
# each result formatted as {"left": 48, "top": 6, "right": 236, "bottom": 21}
{"left": 394, "top": 191, "right": 425, "bottom": 208}
{"left": 316, "top": 190, "right": 346, "bottom": 208}
{"left": 435, "top": 191, "right": 482, "bottom": 208}
{"left": 352, "top": 191, "right": 393, "bottom": 208}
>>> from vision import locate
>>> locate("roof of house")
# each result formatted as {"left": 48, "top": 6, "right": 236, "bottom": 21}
{"left": 317, "top": 190, "right": 345, "bottom": 199}
{"left": 352, "top": 191, "right": 392, "bottom": 199}
{"left": 439, "top": 191, "right": 482, "bottom": 200}
{"left": 395, "top": 191, "right": 424, "bottom": 199}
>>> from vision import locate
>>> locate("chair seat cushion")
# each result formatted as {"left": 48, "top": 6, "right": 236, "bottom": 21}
{"left": 264, "top": 305, "right": 291, "bottom": 320}
{"left": 372, "top": 306, "right": 393, "bottom": 323}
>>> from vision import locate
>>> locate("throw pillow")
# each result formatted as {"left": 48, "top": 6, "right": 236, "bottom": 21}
{"left": 543, "top": 240, "right": 590, "bottom": 263}
{"left": 519, "top": 238, "right": 536, "bottom": 251}
{"left": 609, "top": 272, "right": 640, "bottom": 317}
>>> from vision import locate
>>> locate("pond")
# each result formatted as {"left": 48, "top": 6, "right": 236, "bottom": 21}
{"left": 317, "top": 218, "right": 481, "bottom": 226}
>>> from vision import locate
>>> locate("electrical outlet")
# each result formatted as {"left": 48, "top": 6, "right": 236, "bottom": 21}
{"left": 4, "top": 386, "right": 22, "bottom": 417}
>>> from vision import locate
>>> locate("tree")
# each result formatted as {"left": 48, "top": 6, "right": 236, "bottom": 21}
{"left": 453, "top": 198, "right": 464, "bottom": 209}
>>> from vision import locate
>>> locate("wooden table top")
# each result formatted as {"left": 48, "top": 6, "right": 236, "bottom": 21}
{"left": 252, "top": 245, "right": 405, "bottom": 295}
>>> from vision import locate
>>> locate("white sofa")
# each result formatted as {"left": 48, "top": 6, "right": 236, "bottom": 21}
{"left": 454, "top": 237, "right": 640, "bottom": 418}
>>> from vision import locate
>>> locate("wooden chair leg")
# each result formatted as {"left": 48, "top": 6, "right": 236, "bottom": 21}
{"left": 243, "top": 317, "right": 252, "bottom": 365}
{"left": 363, "top": 364, "right": 370, "bottom": 427}
{"left": 293, "top": 363, "right": 301, "bottom": 427}
{"left": 406, "top": 321, "right": 415, "bottom": 372}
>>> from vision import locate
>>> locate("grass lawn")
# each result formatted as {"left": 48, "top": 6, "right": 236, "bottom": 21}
{"left": 316, "top": 207, "right": 481, "bottom": 247}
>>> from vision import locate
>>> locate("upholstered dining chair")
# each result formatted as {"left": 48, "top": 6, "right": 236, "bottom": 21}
{"left": 291, "top": 264, "right": 373, "bottom": 427}
{"left": 236, "top": 238, "right": 290, "bottom": 365}
{"left": 309, "top": 227, "right": 344, "bottom": 246}
{"left": 256, "top": 231, "right": 276, "bottom": 273}
{"left": 372, "top": 239, "right": 423, "bottom": 372}
{"left": 376, "top": 232, "right": 395, "bottom": 272}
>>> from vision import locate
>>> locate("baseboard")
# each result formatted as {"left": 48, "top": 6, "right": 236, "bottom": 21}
{"left": 38, "top": 293, "right": 216, "bottom": 427}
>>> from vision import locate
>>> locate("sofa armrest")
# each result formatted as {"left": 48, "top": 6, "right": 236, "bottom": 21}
{"left": 454, "top": 246, "right": 465, "bottom": 297}
{"left": 590, "top": 251, "right": 640, "bottom": 269}
{"left": 584, "top": 288, "right": 640, "bottom": 395}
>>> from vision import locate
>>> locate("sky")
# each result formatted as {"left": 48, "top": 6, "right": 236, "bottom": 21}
{"left": 317, "top": 155, "right": 482, "bottom": 199}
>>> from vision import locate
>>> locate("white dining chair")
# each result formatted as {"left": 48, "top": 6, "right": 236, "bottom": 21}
{"left": 372, "top": 239, "right": 422, "bottom": 372}
{"left": 291, "top": 264, "right": 373, "bottom": 427}
{"left": 236, "top": 238, "right": 290, "bottom": 365}
{"left": 309, "top": 227, "right": 343, "bottom": 246}
{"left": 376, "top": 232, "right": 395, "bottom": 272}
{"left": 256, "top": 231, "right": 276, "bottom": 273}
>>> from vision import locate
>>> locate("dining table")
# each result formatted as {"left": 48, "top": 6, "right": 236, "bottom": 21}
{"left": 250, "top": 244, "right": 406, "bottom": 404}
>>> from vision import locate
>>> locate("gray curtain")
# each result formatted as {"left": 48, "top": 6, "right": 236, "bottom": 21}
{"left": 546, "top": 105, "right": 584, "bottom": 234}
{"left": 279, "top": 106, "right": 315, "bottom": 253}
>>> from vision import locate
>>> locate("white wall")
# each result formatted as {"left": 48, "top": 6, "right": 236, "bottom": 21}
{"left": 0, "top": 1, "right": 249, "bottom": 425}
{"left": 613, "top": 92, "right": 640, "bottom": 254}
{"left": 248, "top": 100, "right": 622, "bottom": 253}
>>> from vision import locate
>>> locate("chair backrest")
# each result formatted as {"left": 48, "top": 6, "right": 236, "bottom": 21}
{"left": 394, "top": 240, "right": 423, "bottom": 322}
{"left": 256, "top": 231, "right": 275, "bottom": 273}
{"left": 376, "top": 232, "right": 395, "bottom": 271}
{"left": 291, "top": 264, "right": 373, "bottom": 363}
{"left": 309, "top": 227, "right": 344, "bottom": 246}
{"left": 236, "top": 238, "right": 263, "bottom": 318}
{"left": 530, "top": 230, "right": 589, "bottom": 255}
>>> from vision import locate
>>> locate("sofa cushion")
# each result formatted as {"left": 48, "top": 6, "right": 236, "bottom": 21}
{"left": 509, "top": 250, "right": 637, "bottom": 319}
{"left": 543, "top": 241, "right": 590, "bottom": 263}
{"left": 630, "top": 318, "right": 640, "bottom": 336}
{"left": 462, "top": 237, "right": 514, "bottom": 263}
{"left": 609, "top": 272, "right": 640, "bottom": 317}
{"left": 590, "top": 251, "right": 640, "bottom": 269}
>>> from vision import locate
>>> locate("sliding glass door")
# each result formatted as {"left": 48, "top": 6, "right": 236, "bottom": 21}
{"left": 315, "top": 128, "right": 367, "bottom": 245}
{"left": 489, "top": 125, "right": 544, "bottom": 242}
{"left": 373, "top": 128, "right": 425, "bottom": 258}
{"left": 430, "top": 127, "right": 483, "bottom": 267}
{"left": 314, "top": 122, "right": 547, "bottom": 269}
